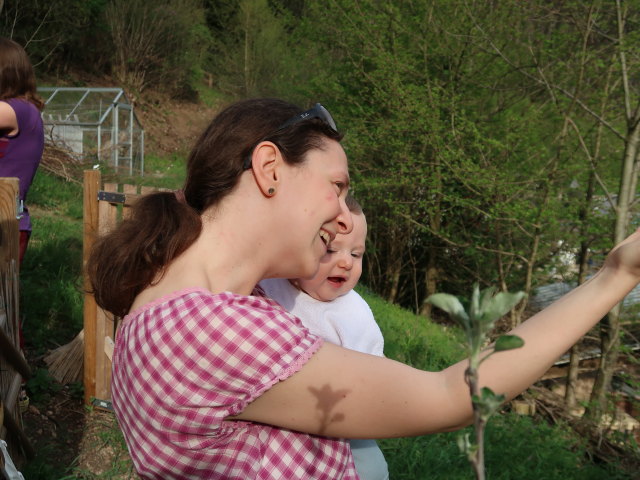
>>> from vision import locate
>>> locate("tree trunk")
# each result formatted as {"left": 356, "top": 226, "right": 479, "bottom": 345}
{"left": 420, "top": 153, "right": 442, "bottom": 316}
{"left": 419, "top": 249, "right": 438, "bottom": 317}
{"left": 585, "top": 118, "right": 640, "bottom": 422}
{"left": 586, "top": 308, "right": 621, "bottom": 421}
{"left": 385, "top": 223, "right": 405, "bottom": 303}
{"left": 565, "top": 240, "right": 591, "bottom": 409}
{"left": 243, "top": 13, "right": 250, "bottom": 97}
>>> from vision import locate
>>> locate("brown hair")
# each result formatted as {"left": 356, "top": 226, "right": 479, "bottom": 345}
{"left": 345, "top": 193, "right": 363, "bottom": 215}
{"left": 0, "top": 38, "right": 44, "bottom": 110}
{"left": 88, "top": 98, "right": 343, "bottom": 317}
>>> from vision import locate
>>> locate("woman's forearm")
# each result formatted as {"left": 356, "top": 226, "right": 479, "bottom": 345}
{"left": 236, "top": 232, "right": 640, "bottom": 439}
{"left": 442, "top": 256, "right": 640, "bottom": 416}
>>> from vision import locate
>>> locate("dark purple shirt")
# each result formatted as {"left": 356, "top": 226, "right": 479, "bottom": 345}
{"left": 0, "top": 98, "right": 44, "bottom": 231}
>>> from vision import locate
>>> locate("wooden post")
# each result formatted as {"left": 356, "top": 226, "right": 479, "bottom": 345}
{"left": 82, "top": 171, "right": 164, "bottom": 406}
{"left": 83, "top": 170, "right": 100, "bottom": 404}
{"left": 93, "top": 183, "right": 116, "bottom": 402}
{"left": 0, "top": 178, "right": 19, "bottom": 271}
{"left": 0, "top": 177, "right": 34, "bottom": 458}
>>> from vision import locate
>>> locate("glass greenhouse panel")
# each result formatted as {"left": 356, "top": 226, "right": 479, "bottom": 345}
{"left": 38, "top": 87, "right": 145, "bottom": 175}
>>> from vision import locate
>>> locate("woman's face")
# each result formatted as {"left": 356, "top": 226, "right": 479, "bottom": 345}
{"left": 277, "top": 138, "right": 353, "bottom": 279}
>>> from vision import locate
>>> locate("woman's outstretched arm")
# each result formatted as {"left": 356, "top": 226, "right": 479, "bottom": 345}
{"left": 233, "top": 229, "right": 640, "bottom": 438}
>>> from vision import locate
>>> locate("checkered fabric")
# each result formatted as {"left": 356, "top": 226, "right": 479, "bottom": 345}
{"left": 112, "top": 288, "right": 359, "bottom": 479}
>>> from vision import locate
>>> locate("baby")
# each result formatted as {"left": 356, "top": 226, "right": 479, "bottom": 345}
{"left": 260, "top": 194, "right": 389, "bottom": 480}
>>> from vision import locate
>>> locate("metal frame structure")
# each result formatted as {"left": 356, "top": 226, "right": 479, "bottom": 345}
{"left": 39, "top": 87, "right": 145, "bottom": 175}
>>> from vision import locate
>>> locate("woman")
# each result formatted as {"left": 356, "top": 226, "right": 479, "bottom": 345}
{"left": 89, "top": 98, "right": 640, "bottom": 479}
{"left": 0, "top": 37, "right": 44, "bottom": 265}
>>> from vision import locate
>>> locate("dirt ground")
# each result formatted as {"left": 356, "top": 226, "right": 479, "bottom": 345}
{"left": 19, "top": 91, "right": 219, "bottom": 479}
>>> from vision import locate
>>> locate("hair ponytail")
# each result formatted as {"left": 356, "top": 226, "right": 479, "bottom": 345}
{"left": 88, "top": 191, "right": 201, "bottom": 317}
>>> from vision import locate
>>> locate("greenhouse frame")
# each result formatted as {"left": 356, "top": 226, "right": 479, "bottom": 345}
{"left": 38, "top": 87, "right": 145, "bottom": 175}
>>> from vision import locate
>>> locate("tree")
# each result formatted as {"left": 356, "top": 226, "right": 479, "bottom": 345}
{"left": 105, "top": 0, "right": 212, "bottom": 97}
{"left": 282, "top": 0, "right": 571, "bottom": 325}
{"left": 0, "top": 0, "right": 110, "bottom": 73}
{"left": 207, "top": 0, "right": 290, "bottom": 98}
{"left": 468, "top": 0, "right": 640, "bottom": 422}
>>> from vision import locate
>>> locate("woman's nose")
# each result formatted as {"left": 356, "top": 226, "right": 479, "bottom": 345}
{"left": 336, "top": 197, "right": 353, "bottom": 234}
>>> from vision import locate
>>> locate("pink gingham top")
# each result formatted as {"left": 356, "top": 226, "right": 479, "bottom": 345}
{"left": 111, "top": 288, "right": 359, "bottom": 479}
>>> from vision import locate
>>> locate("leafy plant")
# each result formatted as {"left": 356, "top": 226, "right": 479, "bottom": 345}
{"left": 26, "top": 368, "right": 62, "bottom": 404}
{"left": 427, "top": 284, "right": 525, "bottom": 480}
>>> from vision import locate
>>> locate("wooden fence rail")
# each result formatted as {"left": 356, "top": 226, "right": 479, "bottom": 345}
{"left": 83, "top": 170, "right": 161, "bottom": 407}
{"left": 0, "top": 177, "right": 34, "bottom": 465}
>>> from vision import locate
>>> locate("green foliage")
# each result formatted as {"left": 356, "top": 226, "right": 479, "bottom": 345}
{"left": 427, "top": 284, "right": 525, "bottom": 478}
{"left": 379, "top": 414, "right": 634, "bottom": 479}
{"left": 472, "top": 387, "right": 505, "bottom": 421}
{"left": 494, "top": 335, "right": 525, "bottom": 352}
{"left": 21, "top": 442, "right": 75, "bottom": 480}
{"left": 26, "top": 368, "right": 62, "bottom": 404}
{"left": 208, "top": 0, "right": 292, "bottom": 97}
{"left": 0, "top": 0, "right": 111, "bottom": 74}
{"left": 427, "top": 285, "right": 525, "bottom": 356}
{"left": 271, "top": 0, "right": 581, "bottom": 313}
{"left": 425, "top": 293, "right": 469, "bottom": 328}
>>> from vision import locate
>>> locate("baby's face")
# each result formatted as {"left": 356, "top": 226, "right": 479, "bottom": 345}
{"left": 297, "top": 212, "right": 366, "bottom": 302}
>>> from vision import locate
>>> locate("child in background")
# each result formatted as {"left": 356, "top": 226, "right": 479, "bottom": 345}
{"left": 0, "top": 37, "right": 45, "bottom": 265}
{"left": 0, "top": 37, "right": 45, "bottom": 415}
{"left": 260, "top": 194, "right": 389, "bottom": 480}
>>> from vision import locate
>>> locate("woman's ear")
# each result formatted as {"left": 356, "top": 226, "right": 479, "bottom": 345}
{"left": 251, "top": 141, "right": 282, "bottom": 197}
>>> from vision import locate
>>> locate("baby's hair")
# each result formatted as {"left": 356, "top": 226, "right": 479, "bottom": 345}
{"left": 345, "top": 193, "right": 363, "bottom": 215}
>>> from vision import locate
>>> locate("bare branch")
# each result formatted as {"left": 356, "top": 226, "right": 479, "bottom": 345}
{"left": 24, "top": 2, "right": 54, "bottom": 50}
{"left": 615, "top": 0, "right": 633, "bottom": 122}
{"left": 566, "top": 117, "right": 617, "bottom": 211}
{"left": 398, "top": 212, "right": 530, "bottom": 264}
{"left": 466, "top": 7, "right": 626, "bottom": 142}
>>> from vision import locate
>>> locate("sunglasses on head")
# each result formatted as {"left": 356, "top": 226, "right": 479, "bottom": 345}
{"left": 243, "top": 103, "right": 338, "bottom": 170}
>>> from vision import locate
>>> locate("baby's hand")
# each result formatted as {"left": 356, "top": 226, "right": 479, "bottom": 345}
{"left": 603, "top": 228, "right": 640, "bottom": 278}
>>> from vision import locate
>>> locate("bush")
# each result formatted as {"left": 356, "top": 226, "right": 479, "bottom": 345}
{"left": 105, "top": 0, "right": 212, "bottom": 97}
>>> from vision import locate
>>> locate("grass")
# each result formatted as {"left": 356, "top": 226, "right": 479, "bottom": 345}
{"left": 17, "top": 162, "right": 638, "bottom": 479}
{"left": 121, "top": 152, "right": 186, "bottom": 190}
{"left": 379, "top": 415, "right": 632, "bottom": 480}
{"left": 22, "top": 173, "right": 84, "bottom": 353}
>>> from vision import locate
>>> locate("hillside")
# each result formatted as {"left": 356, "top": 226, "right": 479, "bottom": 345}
{"left": 132, "top": 91, "right": 220, "bottom": 158}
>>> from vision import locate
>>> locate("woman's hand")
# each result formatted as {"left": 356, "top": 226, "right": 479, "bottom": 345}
{"left": 603, "top": 228, "right": 640, "bottom": 279}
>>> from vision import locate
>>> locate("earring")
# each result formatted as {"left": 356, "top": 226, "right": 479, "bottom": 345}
{"left": 267, "top": 187, "right": 276, "bottom": 196}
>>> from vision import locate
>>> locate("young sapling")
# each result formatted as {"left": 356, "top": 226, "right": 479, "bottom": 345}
{"left": 427, "top": 284, "right": 525, "bottom": 480}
